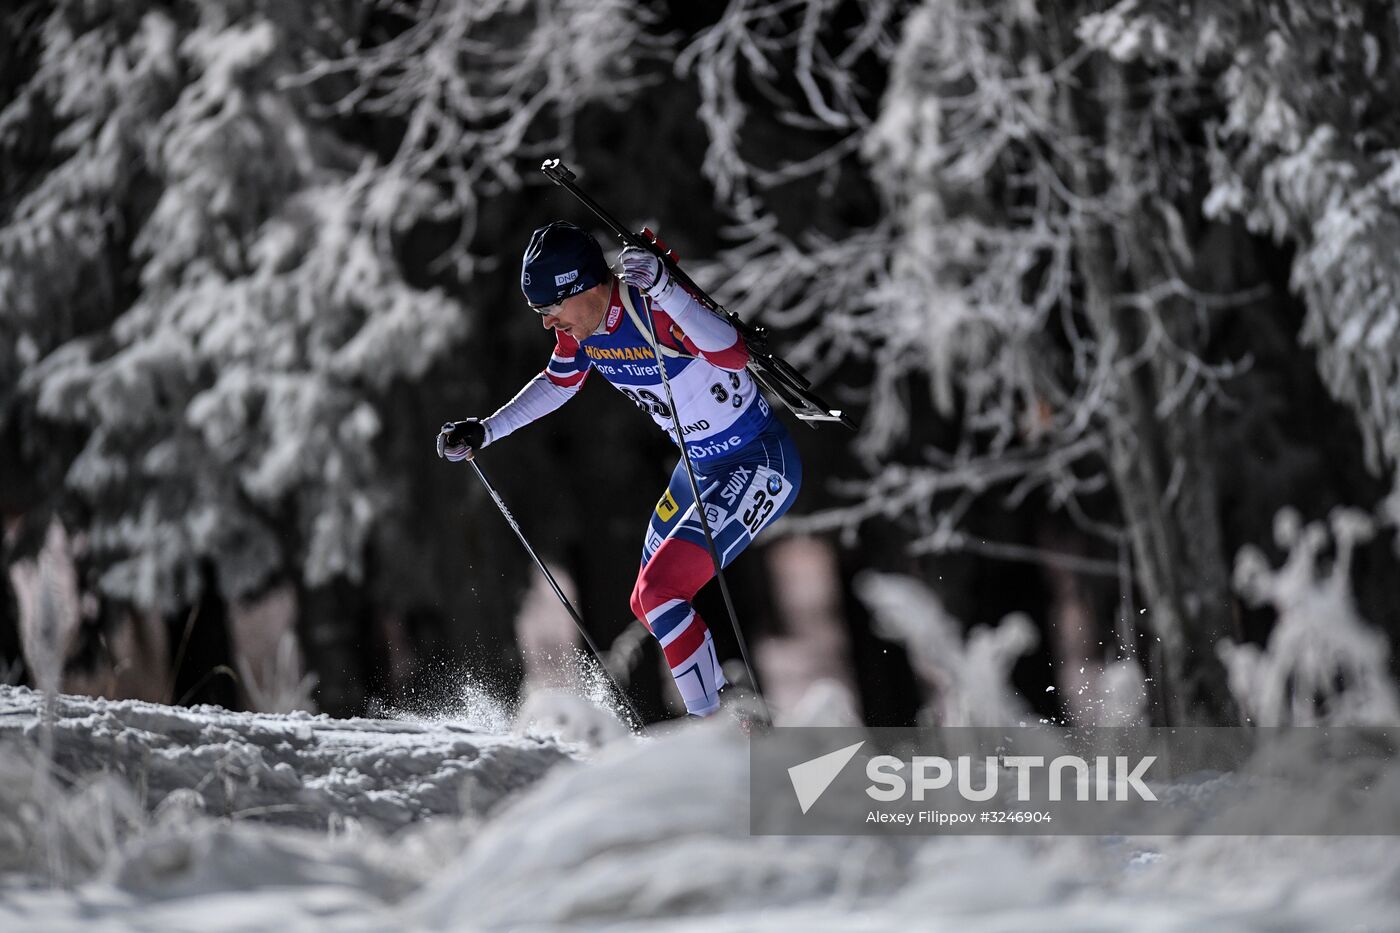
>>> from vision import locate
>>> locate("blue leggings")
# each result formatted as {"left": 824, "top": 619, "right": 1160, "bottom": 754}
{"left": 629, "top": 424, "right": 802, "bottom": 714}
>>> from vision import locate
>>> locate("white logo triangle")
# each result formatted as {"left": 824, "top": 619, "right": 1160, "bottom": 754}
{"left": 788, "top": 741, "right": 865, "bottom": 814}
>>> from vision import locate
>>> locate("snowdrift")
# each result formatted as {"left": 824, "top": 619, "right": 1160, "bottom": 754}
{"left": 3, "top": 685, "right": 1400, "bottom": 931}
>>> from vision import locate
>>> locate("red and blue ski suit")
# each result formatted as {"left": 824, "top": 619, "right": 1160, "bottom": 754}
{"left": 481, "top": 278, "right": 801, "bottom": 715}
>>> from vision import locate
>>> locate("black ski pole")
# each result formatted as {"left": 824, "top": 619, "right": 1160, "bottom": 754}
{"left": 540, "top": 158, "right": 854, "bottom": 430}
{"left": 638, "top": 303, "right": 774, "bottom": 727}
{"left": 468, "top": 457, "right": 645, "bottom": 730}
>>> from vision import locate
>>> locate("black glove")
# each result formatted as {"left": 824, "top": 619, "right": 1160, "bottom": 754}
{"left": 437, "top": 419, "right": 486, "bottom": 461}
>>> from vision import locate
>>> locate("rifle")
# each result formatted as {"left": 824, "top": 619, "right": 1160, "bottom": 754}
{"left": 540, "top": 159, "right": 854, "bottom": 430}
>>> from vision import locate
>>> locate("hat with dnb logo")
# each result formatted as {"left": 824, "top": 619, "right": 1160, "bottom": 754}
{"left": 521, "top": 220, "right": 610, "bottom": 309}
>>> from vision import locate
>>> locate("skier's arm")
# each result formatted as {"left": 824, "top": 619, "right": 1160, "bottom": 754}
{"left": 648, "top": 285, "right": 749, "bottom": 372}
{"left": 618, "top": 246, "right": 749, "bottom": 372}
{"left": 481, "top": 370, "right": 585, "bottom": 445}
{"left": 480, "top": 332, "right": 592, "bottom": 445}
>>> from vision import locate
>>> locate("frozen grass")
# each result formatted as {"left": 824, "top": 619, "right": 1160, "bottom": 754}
{"left": 1225, "top": 507, "right": 1400, "bottom": 725}
{"left": 857, "top": 505, "right": 1400, "bottom": 730}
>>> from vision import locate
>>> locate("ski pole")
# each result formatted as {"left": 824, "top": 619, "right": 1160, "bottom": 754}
{"left": 639, "top": 307, "right": 775, "bottom": 727}
{"left": 468, "top": 457, "right": 645, "bottom": 730}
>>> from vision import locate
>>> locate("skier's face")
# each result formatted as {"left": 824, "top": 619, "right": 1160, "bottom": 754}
{"left": 539, "top": 280, "right": 610, "bottom": 339}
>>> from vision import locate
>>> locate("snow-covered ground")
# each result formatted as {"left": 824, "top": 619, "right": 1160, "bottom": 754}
{"left": 2, "top": 684, "right": 1399, "bottom": 932}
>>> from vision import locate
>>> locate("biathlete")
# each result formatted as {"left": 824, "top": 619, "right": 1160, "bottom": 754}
{"left": 437, "top": 221, "right": 801, "bottom": 716}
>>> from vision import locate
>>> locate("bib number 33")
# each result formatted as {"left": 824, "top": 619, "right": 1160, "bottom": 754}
{"left": 742, "top": 489, "right": 775, "bottom": 535}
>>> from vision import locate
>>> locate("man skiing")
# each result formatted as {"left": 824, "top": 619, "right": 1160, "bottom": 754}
{"left": 436, "top": 221, "right": 802, "bottom": 717}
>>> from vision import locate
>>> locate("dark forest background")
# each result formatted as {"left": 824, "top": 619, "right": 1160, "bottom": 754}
{"left": 3, "top": 0, "right": 1398, "bottom": 728}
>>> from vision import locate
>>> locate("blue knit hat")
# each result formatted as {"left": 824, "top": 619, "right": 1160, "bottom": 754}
{"left": 520, "top": 221, "right": 610, "bottom": 307}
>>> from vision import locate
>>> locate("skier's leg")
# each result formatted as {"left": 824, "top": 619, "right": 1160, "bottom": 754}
{"left": 630, "top": 537, "right": 727, "bottom": 716}
{"left": 630, "top": 425, "right": 803, "bottom": 716}
{"left": 681, "top": 426, "right": 803, "bottom": 571}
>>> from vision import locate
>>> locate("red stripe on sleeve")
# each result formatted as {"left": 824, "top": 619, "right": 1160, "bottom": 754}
{"left": 545, "top": 368, "right": 588, "bottom": 388}
{"left": 654, "top": 308, "right": 749, "bottom": 370}
{"left": 544, "top": 329, "right": 590, "bottom": 386}
{"left": 696, "top": 337, "right": 749, "bottom": 370}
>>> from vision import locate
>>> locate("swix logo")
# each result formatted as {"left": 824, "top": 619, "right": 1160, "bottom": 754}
{"left": 554, "top": 269, "right": 579, "bottom": 287}
{"left": 720, "top": 467, "right": 753, "bottom": 505}
{"left": 687, "top": 435, "right": 743, "bottom": 458}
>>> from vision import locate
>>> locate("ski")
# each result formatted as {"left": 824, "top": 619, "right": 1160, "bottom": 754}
{"left": 540, "top": 158, "right": 855, "bottom": 430}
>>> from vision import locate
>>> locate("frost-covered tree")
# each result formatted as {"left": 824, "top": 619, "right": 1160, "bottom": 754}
{"left": 0, "top": 0, "right": 665, "bottom": 711}
{"left": 683, "top": 0, "right": 1400, "bottom": 725}
{"left": 1, "top": 1, "right": 463, "bottom": 707}
{"left": 1088, "top": 0, "right": 1400, "bottom": 726}
{"left": 1166, "top": 1, "right": 1400, "bottom": 489}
